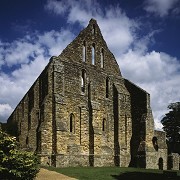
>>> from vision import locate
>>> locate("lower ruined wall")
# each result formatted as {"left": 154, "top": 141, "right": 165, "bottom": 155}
{"left": 39, "top": 153, "right": 132, "bottom": 167}
{"left": 39, "top": 154, "right": 120, "bottom": 167}
{"left": 146, "top": 150, "right": 167, "bottom": 170}
{"left": 168, "top": 153, "right": 180, "bottom": 170}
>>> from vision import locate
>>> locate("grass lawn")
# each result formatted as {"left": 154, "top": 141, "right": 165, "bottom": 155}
{"left": 43, "top": 166, "right": 180, "bottom": 180}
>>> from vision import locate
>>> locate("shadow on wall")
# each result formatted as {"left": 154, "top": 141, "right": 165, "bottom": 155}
{"left": 113, "top": 84, "right": 120, "bottom": 166}
{"left": 111, "top": 172, "right": 179, "bottom": 180}
{"left": 88, "top": 83, "right": 94, "bottom": 166}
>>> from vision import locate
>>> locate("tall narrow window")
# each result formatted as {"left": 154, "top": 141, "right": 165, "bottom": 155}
{"left": 106, "top": 77, "right": 109, "bottom": 98}
{"left": 82, "top": 41, "right": 86, "bottom": 62}
{"left": 102, "top": 118, "right": 106, "bottom": 131}
{"left": 92, "top": 43, "right": 95, "bottom": 65}
{"left": 92, "top": 24, "right": 95, "bottom": 34}
{"left": 70, "top": 113, "right": 75, "bottom": 133}
{"left": 81, "top": 70, "right": 86, "bottom": 92}
{"left": 101, "top": 48, "right": 104, "bottom": 68}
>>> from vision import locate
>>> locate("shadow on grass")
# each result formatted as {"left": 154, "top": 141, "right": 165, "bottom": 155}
{"left": 111, "top": 172, "right": 179, "bottom": 180}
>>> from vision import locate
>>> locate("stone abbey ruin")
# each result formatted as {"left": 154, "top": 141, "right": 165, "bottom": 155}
{"left": 6, "top": 19, "right": 179, "bottom": 169}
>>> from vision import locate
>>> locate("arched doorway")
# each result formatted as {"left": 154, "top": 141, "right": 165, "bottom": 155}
{"left": 158, "top": 157, "right": 163, "bottom": 170}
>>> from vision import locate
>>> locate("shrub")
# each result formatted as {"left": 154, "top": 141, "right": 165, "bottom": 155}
{"left": 0, "top": 131, "right": 40, "bottom": 179}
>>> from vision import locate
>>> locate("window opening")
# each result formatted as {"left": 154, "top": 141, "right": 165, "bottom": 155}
{"left": 101, "top": 48, "right": 104, "bottom": 68}
{"left": 92, "top": 44, "right": 95, "bottom": 65}
{"left": 92, "top": 24, "right": 95, "bottom": 34}
{"left": 81, "top": 70, "right": 86, "bottom": 92}
{"left": 70, "top": 113, "right": 75, "bottom": 133}
{"left": 158, "top": 157, "right": 163, "bottom": 170}
{"left": 152, "top": 136, "right": 159, "bottom": 151}
{"left": 106, "top": 77, "right": 109, "bottom": 98}
{"left": 83, "top": 41, "right": 86, "bottom": 62}
{"left": 102, "top": 118, "right": 106, "bottom": 131}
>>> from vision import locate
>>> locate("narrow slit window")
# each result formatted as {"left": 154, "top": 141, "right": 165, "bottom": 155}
{"left": 102, "top": 118, "right": 106, "bottom": 131}
{"left": 92, "top": 24, "right": 95, "bottom": 34}
{"left": 83, "top": 41, "right": 86, "bottom": 62}
{"left": 101, "top": 48, "right": 104, "bottom": 68}
{"left": 81, "top": 70, "right": 86, "bottom": 92}
{"left": 70, "top": 113, "right": 75, "bottom": 133}
{"left": 106, "top": 77, "right": 109, "bottom": 98}
{"left": 92, "top": 44, "right": 95, "bottom": 65}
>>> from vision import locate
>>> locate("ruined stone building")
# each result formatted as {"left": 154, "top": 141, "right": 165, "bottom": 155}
{"left": 7, "top": 19, "right": 169, "bottom": 169}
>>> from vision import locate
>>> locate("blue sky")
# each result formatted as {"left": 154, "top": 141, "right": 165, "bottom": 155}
{"left": 0, "top": 0, "right": 180, "bottom": 130}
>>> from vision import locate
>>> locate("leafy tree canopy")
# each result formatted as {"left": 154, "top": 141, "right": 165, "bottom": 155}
{"left": 0, "top": 131, "right": 40, "bottom": 179}
{"left": 161, "top": 102, "right": 180, "bottom": 153}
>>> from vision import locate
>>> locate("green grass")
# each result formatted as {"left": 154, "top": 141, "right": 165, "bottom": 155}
{"left": 42, "top": 166, "right": 180, "bottom": 180}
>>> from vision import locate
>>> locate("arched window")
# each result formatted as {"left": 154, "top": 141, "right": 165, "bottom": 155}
{"left": 81, "top": 70, "right": 86, "bottom": 92}
{"left": 92, "top": 24, "right": 95, "bottom": 34}
{"left": 70, "top": 113, "right": 75, "bottom": 133}
{"left": 106, "top": 77, "right": 109, "bottom": 98}
{"left": 92, "top": 43, "right": 95, "bottom": 65}
{"left": 102, "top": 118, "right": 106, "bottom": 131}
{"left": 152, "top": 136, "right": 158, "bottom": 151}
{"left": 82, "top": 41, "right": 86, "bottom": 62}
{"left": 158, "top": 157, "right": 163, "bottom": 170}
{"left": 101, "top": 48, "right": 104, "bottom": 68}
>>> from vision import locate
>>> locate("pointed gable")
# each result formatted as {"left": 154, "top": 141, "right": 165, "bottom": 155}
{"left": 58, "top": 19, "right": 121, "bottom": 77}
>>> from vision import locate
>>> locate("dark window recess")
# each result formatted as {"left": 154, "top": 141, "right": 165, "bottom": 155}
{"left": 102, "top": 118, "right": 106, "bottom": 131}
{"left": 106, "top": 78, "right": 109, "bottom": 98}
{"left": 152, "top": 136, "right": 159, "bottom": 151}
{"left": 70, "top": 113, "right": 75, "bottom": 133}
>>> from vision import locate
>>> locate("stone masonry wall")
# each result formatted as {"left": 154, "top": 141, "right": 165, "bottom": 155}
{"left": 6, "top": 19, "right": 167, "bottom": 169}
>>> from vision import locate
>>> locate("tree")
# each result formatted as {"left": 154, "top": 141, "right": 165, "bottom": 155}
{"left": 0, "top": 131, "right": 40, "bottom": 179}
{"left": 161, "top": 102, "right": 180, "bottom": 154}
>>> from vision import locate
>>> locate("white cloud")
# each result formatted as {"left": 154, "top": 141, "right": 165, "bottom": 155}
{"left": 144, "top": 0, "right": 179, "bottom": 17}
{"left": 0, "top": 28, "right": 74, "bottom": 122}
{"left": 119, "top": 50, "right": 180, "bottom": 129}
{"left": 1, "top": 0, "right": 180, "bottom": 132}
{"left": 45, "top": 0, "right": 138, "bottom": 55}
{"left": 0, "top": 104, "right": 13, "bottom": 123}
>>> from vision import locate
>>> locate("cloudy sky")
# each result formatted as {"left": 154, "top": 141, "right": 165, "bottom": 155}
{"left": 0, "top": 0, "right": 180, "bottom": 130}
